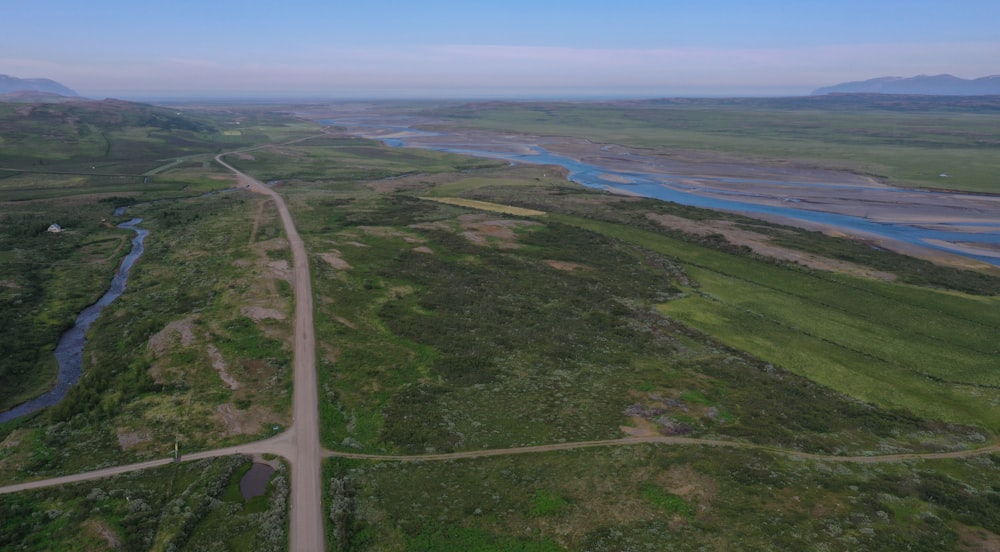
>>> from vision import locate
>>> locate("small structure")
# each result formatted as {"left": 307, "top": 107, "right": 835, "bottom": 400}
{"left": 47, "top": 223, "right": 63, "bottom": 233}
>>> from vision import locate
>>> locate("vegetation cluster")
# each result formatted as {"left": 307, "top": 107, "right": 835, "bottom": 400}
{"left": 0, "top": 455, "right": 288, "bottom": 551}
{"left": 426, "top": 96, "right": 1000, "bottom": 192}
{"left": 2, "top": 99, "right": 999, "bottom": 550}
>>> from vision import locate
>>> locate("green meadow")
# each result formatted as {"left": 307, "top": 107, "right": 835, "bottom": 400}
{"left": 428, "top": 96, "right": 1000, "bottom": 192}
{"left": 560, "top": 217, "right": 1000, "bottom": 429}
{"left": 1, "top": 455, "right": 287, "bottom": 551}
{"left": 2, "top": 99, "right": 999, "bottom": 550}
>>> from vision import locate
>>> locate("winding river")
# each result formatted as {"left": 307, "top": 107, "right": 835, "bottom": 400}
{"left": 325, "top": 118, "right": 1000, "bottom": 268}
{"left": 436, "top": 145, "right": 1000, "bottom": 267}
{"left": 0, "top": 218, "right": 148, "bottom": 424}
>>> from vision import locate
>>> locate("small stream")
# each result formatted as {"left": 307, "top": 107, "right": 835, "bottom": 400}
{"left": 0, "top": 218, "right": 148, "bottom": 424}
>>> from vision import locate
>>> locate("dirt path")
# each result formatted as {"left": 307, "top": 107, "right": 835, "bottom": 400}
{"left": 0, "top": 432, "right": 294, "bottom": 495}
{"left": 3, "top": 131, "right": 998, "bottom": 548}
{"left": 6, "top": 434, "right": 998, "bottom": 498}
{"left": 249, "top": 200, "right": 264, "bottom": 246}
{"left": 323, "top": 435, "right": 1000, "bottom": 464}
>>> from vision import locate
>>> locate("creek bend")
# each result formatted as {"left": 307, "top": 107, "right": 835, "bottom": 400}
{"left": 0, "top": 218, "right": 148, "bottom": 424}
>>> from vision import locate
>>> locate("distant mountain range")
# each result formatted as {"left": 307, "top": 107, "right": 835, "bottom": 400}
{"left": 0, "top": 74, "right": 78, "bottom": 97}
{"left": 813, "top": 74, "right": 1000, "bottom": 96}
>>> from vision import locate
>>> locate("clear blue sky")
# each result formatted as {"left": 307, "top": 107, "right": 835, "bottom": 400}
{"left": 2, "top": 0, "right": 998, "bottom": 99}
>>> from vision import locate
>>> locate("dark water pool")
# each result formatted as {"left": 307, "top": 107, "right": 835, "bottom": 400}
{"left": 240, "top": 463, "right": 275, "bottom": 500}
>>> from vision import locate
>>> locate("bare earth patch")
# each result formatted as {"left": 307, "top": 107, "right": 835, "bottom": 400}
{"left": 358, "top": 226, "right": 421, "bottom": 240}
{"left": 214, "top": 403, "right": 268, "bottom": 437}
{"left": 333, "top": 316, "right": 356, "bottom": 329}
{"left": 957, "top": 525, "right": 1000, "bottom": 552}
{"left": 413, "top": 246, "right": 434, "bottom": 254}
{"left": 647, "top": 213, "right": 898, "bottom": 281}
{"left": 84, "top": 519, "right": 122, "bottom": 549}
{"left": 147, "top": 317, "right": 197, "bottom": 356}
{"left": 452, "top": 213, "right": 542, "bottom": 249}
{"left": 320, "top": 251, "right": 352, "bottom": 270}
{"left": 255, "top": 237, "right": 290, "bottom": 251}
{"left": 241, "top": 306, "right": 286, "bottom": 321}
{"left": 116, "top": 430, "right": 151, "bottom": 451}
{"left": 544, "top": 260, "right": 588, "bottom": 271}
{"left": 207, "top": 344, "right": 241, "bottom": 390}
{"left": 268, "top": 259, "right": 292, "bottom": 282}
{"left": 658, "top": 464, "right": 719, "bottom": 508}
{"left": 621, "top": 418, "right": 661, "bottom": 437}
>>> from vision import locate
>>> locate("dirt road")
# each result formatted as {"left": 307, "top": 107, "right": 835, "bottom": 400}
{"left": 3, "top": 140, "right": 998, "bottom": 549}
{"left": 7, "top": 432, "right": 998, "bottom": 498}
{"left": 0, "top": 432, "right": 293, "bottom": 495}
{"left": 0, "top": 145, "right": 325, "bottom": 549}
{"left": 215, "top": 154, "right": 324, "bottom": 552}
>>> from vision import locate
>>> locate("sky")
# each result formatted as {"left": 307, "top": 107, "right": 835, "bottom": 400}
{"left": 2, "top": 0, "right": 999, "bottom": 99}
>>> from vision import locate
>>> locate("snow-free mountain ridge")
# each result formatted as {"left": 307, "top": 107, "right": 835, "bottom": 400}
{"left": 813, "top": 74, "right": 1000, "bottom": 96}
{"left": 0, "top": 74, "right": 78, "bottom": 96}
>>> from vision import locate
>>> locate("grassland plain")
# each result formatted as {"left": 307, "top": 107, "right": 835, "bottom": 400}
{"left": 424, "top": 96, "right": 1000, "bottom": 192}
{"left": 4, "top": 103, "right": 1000, "bottom": 550}
{"left": 212, "top": 129, "right": 1000, "bottom": 549}
{"left": 326, "top": 445, "right": 1000, "bottom": 551}
{"left": 452, "top": 183, "right": 1000, "bottom": 431}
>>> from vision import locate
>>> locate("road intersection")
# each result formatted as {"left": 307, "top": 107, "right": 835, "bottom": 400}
{"left": 3, "top": 144, "right": 999, "bottom": 551}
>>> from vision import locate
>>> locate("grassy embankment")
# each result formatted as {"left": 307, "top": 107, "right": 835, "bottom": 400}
{"left": 426, "top": 96, "right": 1000, "bottom": 193}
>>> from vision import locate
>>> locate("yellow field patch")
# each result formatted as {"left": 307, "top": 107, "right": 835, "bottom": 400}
{"left": 423, "top": 197, "right": 546, "bottom": 216}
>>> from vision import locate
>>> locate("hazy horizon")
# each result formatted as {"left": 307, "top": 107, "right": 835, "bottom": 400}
{"left": 3, "top": 0, "right": 998, "bottom": 100}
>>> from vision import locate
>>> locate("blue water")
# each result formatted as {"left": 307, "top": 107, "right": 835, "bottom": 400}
{"left": 0, "top": 219, "right": 149, "bottom": 423}
{"left": 323, "top": 119, "right": 1000, "bottom": 267}
{"left": 439, "top": 146, "right": 1000, "bottom": 264}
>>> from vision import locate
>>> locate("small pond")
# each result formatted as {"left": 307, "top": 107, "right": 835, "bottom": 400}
{"left": 240, "top": 463, "right": 275, "bottom": 500}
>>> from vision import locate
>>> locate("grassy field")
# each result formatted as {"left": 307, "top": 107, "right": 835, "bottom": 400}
{"left": 0, "top": 99, "right": 306, "bottom": 424}
{"left": 0, "top": 455, "right": 287, "bottom": 551}
{"left": 553, "top": 215, "right": 1000, "bottom": 429}
{"left": 0, "top": 190, "right": 297, "bottom": 480}
{"left": 426, "top": 96, "right": 1000, "bottom": 192}
{"left": 3, "top": 101, "right": 1000, "bottom": 550}
{"left": 326, "top": 445, "right": 1000, "bottom": 551}
{"left": 202, "top": 124, "right": 998, "bottom": 548}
